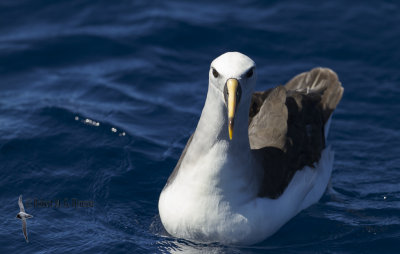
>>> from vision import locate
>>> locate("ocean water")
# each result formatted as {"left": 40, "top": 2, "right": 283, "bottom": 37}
{"left": 0, "top": 0, "right": 399, "bottom": 253}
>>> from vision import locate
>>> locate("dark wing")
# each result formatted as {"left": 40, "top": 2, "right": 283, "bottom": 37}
{"left": 22, "top": 219, "right": 29, "bottom": 242}
{"left": 249, "top": 68, "right": 343, "bottom": 198}
{"left": 164, "top": 134, "right": 194, "bottom": 189}
{"left": 18, "top": 195, "right": 25, "bottom": 213}
{"left": 285, "top": 67, "right": 344, "bottom": 123}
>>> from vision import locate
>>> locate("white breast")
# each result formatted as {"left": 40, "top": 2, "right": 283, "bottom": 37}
{"left": 158, "top": 145, "right": 334, "bottom": 245}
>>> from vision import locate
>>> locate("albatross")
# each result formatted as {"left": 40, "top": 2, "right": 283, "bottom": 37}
{"left": 159, "top": 52, "right": 343, "bottom": 245}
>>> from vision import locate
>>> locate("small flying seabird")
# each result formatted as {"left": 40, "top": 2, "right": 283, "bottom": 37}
{"left": 159, "top": 52, "right": 343, "bottom": 245}
{"left": 16, "top": 195, "right": 33, "bottom": 243}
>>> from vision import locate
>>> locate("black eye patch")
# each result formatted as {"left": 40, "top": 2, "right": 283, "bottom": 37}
{"left": 212, "top": 68, "right": 219, "bottom": 78}
{"left": 246, "top": 68, "right": 254, "bottom": 78}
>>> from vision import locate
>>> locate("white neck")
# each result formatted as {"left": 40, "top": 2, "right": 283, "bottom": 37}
{"left": 193, "top": 83, "right": 251, "bottom": 152}
{"left": 176, "top": 83, "right": 260, "bottom": 202}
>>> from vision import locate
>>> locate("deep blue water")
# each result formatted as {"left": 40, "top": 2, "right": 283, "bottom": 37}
{"left": 0, "top": 1, "right": 399, "bottom": 253}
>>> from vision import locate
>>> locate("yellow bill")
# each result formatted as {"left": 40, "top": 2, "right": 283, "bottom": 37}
{"left": 227, "top": 78, "right": 238, "bottom": 140}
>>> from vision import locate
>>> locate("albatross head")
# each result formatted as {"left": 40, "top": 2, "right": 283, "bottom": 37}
{"left": 209, "top": 52, "right": 256, "bottom": 140}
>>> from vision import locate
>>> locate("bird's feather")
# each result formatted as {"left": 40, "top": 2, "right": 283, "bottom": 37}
{"left": 18, "top": 195, "right": 25, "bottom": 213}
{"left": 164, "top": 68, "right": 343, "bottom": 199}
{"left": 165, "top": 134, "right": 194, "bottom": 188}
{"left": 249, "top": 67, "right": 343, "bottom": 198}
{"left": 22, "top": 219, "right": 28, "bottom": 243}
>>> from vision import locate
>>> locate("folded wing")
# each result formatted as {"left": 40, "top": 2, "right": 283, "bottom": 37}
{"left": 249, "top": 68, "right": 343, "bottom": 198}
